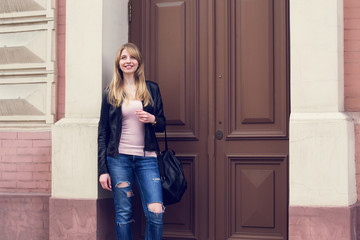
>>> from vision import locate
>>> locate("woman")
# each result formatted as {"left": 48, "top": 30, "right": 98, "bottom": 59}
{"left": 98, "top": 42, "right": 166, "bottom": 240}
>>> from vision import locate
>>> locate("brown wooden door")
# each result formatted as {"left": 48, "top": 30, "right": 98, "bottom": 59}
{"left": 130, "top": 1, "right": 209, "bottom": 239}
{"left": 214, "top": 0, "right": 289, "bottom": 239}
{"left": 129, "top": 0, "right": 289, "bottom": 239}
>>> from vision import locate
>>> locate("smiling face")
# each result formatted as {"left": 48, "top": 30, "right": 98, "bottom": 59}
{"left": 119, "top": 48, "right": 139, "bottom": 76}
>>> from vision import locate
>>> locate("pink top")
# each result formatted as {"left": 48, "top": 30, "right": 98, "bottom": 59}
{"left": 118, "top": 100, "right": 156, "bottom": 157}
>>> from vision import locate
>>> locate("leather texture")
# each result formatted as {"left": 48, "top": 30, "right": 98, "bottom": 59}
{"left": 98, "top": 81, "right": 166, "bottom": 176}
{"left": 158, "top": 148, "right": 187, "bottom": 205}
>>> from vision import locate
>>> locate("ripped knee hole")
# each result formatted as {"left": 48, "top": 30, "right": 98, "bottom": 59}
{"left": 115, "top": 182, "right": 130, "bottom": 188}
{"left": 148, "top": 202, "right": 164, "bottom": 214}
{"left": 115, "top": 182, "right": 133, "bottom": 197}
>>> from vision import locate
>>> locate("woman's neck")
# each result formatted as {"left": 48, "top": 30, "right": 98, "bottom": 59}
{"left": 123, "top": 74, "right": 137, "bottom": 99}
{"left": 123, "top": 74, "right": 136, "bottom": 86}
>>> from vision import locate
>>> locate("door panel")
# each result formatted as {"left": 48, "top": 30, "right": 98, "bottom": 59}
{"left": 234, "top": 0, "right": 275, "bottom": 124}
{"left": 148, "top": 0, "right": 199, "bottom": 139}
{"left": 130, "top": 0, "right": 207, "bottom": 239}
{"left": 130, "top": 0, "right": 289, "bottom": 239}
{"left": 228, "top": 0, "right": 288, "bottom": 138}
{"left": 161, "top": 156, "right": 195, "bottom": 235}
{"left": 138, "top": 156, "right": 196, "bottom": 238}
{"left": 145, "top": 2, "right": 199, "bottom": 237}
{"left": 228, "top": 154, "right": 288, "bottom": 238}
{"left": 215, "top": 0, "right": 289, "bottom": 239}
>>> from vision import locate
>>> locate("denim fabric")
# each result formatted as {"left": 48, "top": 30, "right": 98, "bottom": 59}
{"left": 107, "top": 154, "right": 164, "bottom": 240}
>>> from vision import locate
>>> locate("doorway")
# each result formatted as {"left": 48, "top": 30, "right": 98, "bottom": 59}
{"left": 130, "top": 0, "right": 289, "bottom": 239}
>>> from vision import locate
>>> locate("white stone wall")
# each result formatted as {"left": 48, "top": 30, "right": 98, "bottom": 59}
{"left": 290, "top": 0, "right": 356, "bottom": 206}
{"left": 0, "top": 0, "right": 56, "bottom": 124}
{"left": 52, "top": 0, "right": 129, "bottom": 199}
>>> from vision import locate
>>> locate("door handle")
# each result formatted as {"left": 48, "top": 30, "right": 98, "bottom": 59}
{"left": 215, "top": 130, "right": 223, "bottom": 140}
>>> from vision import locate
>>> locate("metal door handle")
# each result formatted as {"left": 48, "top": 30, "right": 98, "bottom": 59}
{"left": 215, "top": 130, "right": 223, "bottom": 140}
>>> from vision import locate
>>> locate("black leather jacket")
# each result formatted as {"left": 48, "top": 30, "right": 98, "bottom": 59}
{"left": 98, "top": 81, "right": 166, "bottom": 176}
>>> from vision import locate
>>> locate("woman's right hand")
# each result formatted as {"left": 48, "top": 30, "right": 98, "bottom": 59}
{"left": 99, "top": 173, "right": 112, "bottom": 191}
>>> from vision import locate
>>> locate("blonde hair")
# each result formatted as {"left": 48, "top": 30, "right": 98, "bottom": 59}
{"left": 108, "top": 43, "right": 153, "bottom": 107}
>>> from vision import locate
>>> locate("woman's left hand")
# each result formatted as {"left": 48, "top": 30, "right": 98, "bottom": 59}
{"left": 136, "top": 110, "right": 156, "bottom": 124}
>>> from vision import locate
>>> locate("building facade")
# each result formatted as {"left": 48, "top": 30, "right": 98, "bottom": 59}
{"left": 0, "top": 0, "right": 359, "bottom": 239}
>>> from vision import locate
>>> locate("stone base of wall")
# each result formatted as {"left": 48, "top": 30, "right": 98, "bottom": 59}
{"left": 0, "top": 193, "right": 50, "bottom": 240}
{"left": 49, "top": 197, "right": 115, "bottom": 240}
{"left": 3, "top": 195, "right": 360, "bottom": 239}
{"left": 289, "top": 203, "right": 360, "bottom": 239}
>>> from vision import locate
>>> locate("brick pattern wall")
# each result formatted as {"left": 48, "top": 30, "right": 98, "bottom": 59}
{"left": 0, "top": 130, "right": 51, "bottom": 239}
{"left": 344, "top": 0, "right": 360, "bottom": 111}
{"left": 57, "top": 0, "right": 66, "bottom": 120}
{"left": 344, "top": 0, "right": 360, "bottom": 202}
{"left": 0, "top": 0, "right": 65, "bottom": 238}
{"left": 0, "top": 131, "right": 51, "bottom": 193}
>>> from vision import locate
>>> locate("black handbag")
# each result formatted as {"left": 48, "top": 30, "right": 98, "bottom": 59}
{"left": 157, "top": 128, "right": 187, "bottom": 205}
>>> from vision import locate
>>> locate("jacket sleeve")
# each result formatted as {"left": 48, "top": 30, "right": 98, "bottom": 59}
{"left": 97, "top": 90, "right": 110, "bottom": 176}
{"left": 152, "top": 83, "right": 166, "bottom": 132}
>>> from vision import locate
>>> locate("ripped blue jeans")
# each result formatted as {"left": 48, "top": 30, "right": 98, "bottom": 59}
{"left": 107, "top": 154, "right": 164, "bottom": 240}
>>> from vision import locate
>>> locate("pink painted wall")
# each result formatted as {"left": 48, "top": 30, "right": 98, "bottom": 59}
{"left": 0, "top": 195, "right": 49, "bottom": 240}
{"left": 344, "top": 0, "right": 360, "bottom": 202}
{"left": 0, "top": 131, "right": 51, "bottom": 193}
{"left": 0, "top": 0, "right": 62, "bottom": 235}
{"left": 0, "top": 131, "right": 51, "bottom": 239}
{"left": 289, "top": 206, "right": 357, "bottom": 239}
{"left": 344, "top": 0, "right": 360, "bottom": 111}
{"left": 0, "top": 1, "right": 67, "bottom": 238}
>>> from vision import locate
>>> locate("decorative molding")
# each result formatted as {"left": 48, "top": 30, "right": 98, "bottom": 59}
{"left": 227, "top": 0, "right": 288, "bottom": 139}
{"left": 227, "top": 154, "right": 288, "bottom": 239}
{"left": 147, "top": 0, "right": 199, "bottom": 140}
{"left": 0, "top": 0, "right": 55, "bottom": 124}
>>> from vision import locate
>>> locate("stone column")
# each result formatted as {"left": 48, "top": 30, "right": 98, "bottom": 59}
{"left": 289, "top": 0, "right": 356, "bottom": 239}
{"left": 50, "top": 0, "right": 128, "bottom": 239}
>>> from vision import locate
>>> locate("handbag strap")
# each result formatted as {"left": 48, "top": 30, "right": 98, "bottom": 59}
{"left": 164, "top": 125, "right": 168, "bottom": 151}
{"left": 164, "top": 126, "right": 175, "bottom": 155}
{"left": 158, "top": 124, "right": 167, "bottom": 181}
